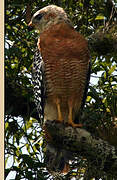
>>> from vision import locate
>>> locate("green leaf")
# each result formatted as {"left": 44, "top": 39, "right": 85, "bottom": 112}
{"left": 95, "top": 14, "right": 105, "bottom": 20}
{"left": 108, "top": 65, "right": 116, "bottom": 75}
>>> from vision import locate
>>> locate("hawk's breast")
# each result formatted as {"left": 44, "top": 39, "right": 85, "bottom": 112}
{"left": 40, "top": 23, "right": 90, "bottom": 103}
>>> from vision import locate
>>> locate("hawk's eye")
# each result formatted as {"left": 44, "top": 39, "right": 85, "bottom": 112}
{"left": 35, "top": 13, "right": 43, "bottom": 21}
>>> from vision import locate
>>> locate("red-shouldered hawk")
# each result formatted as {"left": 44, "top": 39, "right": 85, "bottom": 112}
{"left": 29, "top": 5, "right": 90, "bottom": 175}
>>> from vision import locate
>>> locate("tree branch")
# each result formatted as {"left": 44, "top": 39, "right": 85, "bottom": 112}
{"left": 88, "top": 24, "right": 117, "bottom": 55}
{"left": 44, "top": 120, "right": 117, "bottom": 177}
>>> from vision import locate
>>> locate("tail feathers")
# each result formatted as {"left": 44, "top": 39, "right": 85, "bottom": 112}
{"left": 45, "top": 144, "right": 73, "bottom": 176}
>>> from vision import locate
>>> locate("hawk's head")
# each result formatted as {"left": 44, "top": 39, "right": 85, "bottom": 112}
{"left": 28, "top": 5, "right": 71, "bottom": 33}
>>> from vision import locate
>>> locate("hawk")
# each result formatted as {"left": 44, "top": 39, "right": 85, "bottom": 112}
{"left": 29, "top": 5, "right": 90, "bottom": 175}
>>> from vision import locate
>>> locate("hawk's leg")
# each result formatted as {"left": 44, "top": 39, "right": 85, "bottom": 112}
{"left": 55, "top": 98, "right": 63, "bottom": 122}
{"left": 68, "top": 98, "right": 82, "bottom": 127}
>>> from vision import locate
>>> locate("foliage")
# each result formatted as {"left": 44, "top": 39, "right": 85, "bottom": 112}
{"left": 5, "top": 0, "right": 117, "bottom": 179}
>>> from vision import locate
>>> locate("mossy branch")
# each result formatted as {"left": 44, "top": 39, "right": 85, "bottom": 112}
{"left": 44, "top": 120, "right": 117, "bottom": 177}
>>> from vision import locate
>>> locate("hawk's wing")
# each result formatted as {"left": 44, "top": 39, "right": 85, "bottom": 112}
{"left": 81, "top": 60, "right": 91, "bottom": 110}
{"left": 74, "top": 60, "right": 91, "bottom": 124}
{"left": 32, "top": 48, "right": 46, "bottom": 124}
{"left": 32, "top": 48, "right": 90, "bottom": 124}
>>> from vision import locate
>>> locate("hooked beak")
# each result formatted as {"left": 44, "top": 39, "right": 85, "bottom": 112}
{"left": 28, "top": 21, "right": 34, "bottom": 31}
{"left": 28, "top": 21, "right": 33, "bottom": 26}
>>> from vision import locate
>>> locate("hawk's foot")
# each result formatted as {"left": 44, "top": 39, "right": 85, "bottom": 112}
{"left": 68, "top": 121, "right": 83, "bottom": 128}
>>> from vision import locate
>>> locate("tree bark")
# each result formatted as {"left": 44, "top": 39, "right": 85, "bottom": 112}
{"left": 44, "top": 120, "right": 117, "bottom": 178}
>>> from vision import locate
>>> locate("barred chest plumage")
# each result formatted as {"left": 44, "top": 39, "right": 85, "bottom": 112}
{"left": 39, "top": 23, "right": 89, "bottom": 105}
